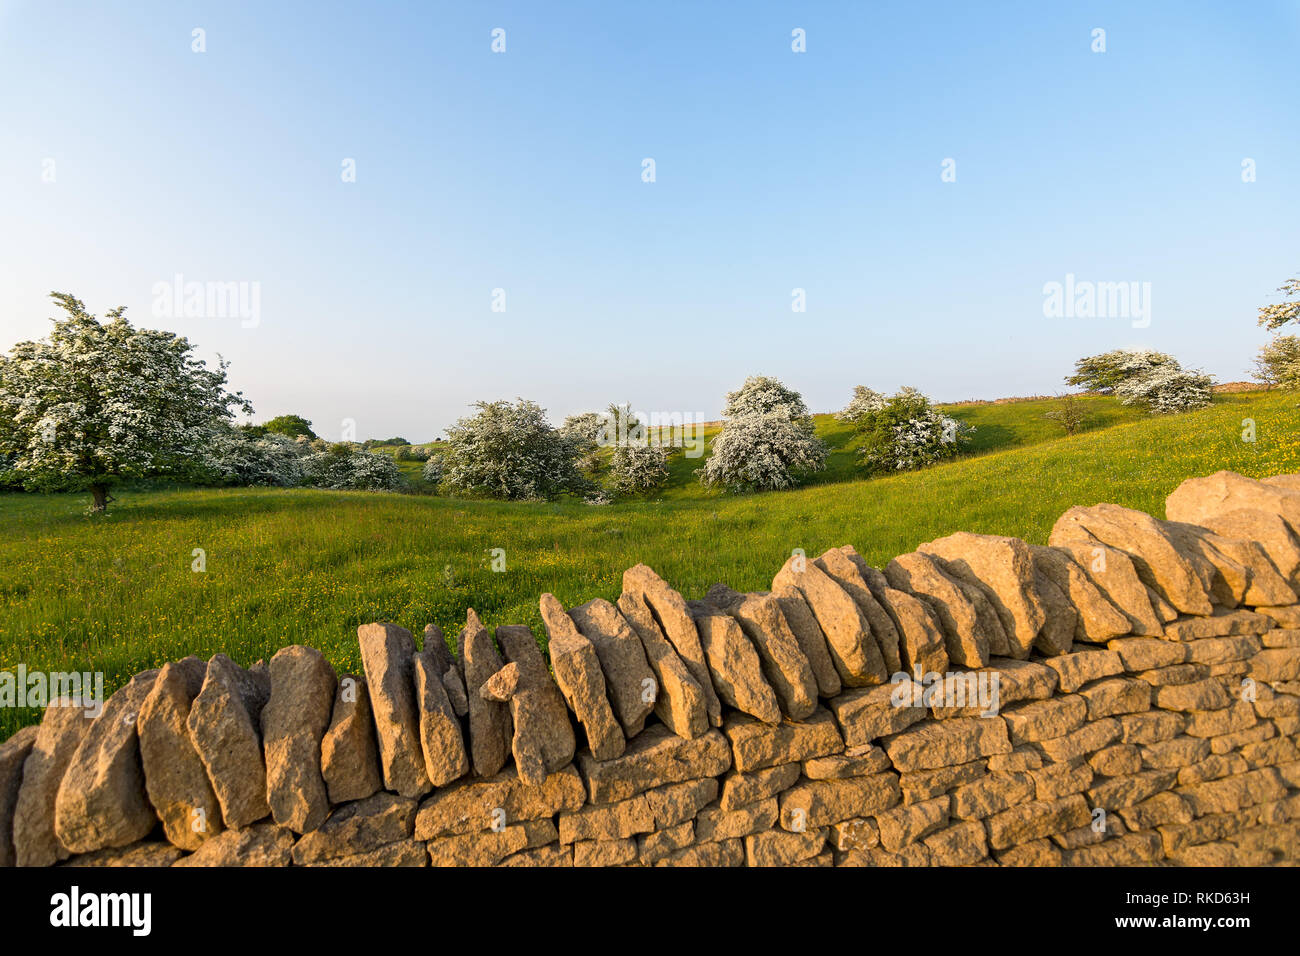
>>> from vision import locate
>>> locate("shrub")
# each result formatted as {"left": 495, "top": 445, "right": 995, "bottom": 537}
{"left": 1065, "top": 349, "right": 1179, "bottom": 394}
{"left": 850, "top": 386, "right": 973, "bottom": 473}
{"left": 560, "top": 411, "right": 605, "bottom": 473}
{"left": 722, "top": 375, "right": 813, "bottom": 419}
{"left": 262, "top": 414, "right": 317, "bottom": 439}
{"left": 441, "top": 399, "right": 588, "bottom": 501}
{"left": 1114, "top": 365, "right": 1214, "bottom": 414}
{"left": 835, "top": 386, "right": 887, "bottom": 425}
{"left": 1253, "top": 335, "right": 1300, "bottom": 389}
{"left": 421, "top": 455, "right": 444, "bottom": 486}
{"left": 302, "top": 448, "right": 404, "bottom": 491}
{"left": 1045, "top": 394, "right": 1088, "bottom": 435}
{"left": 700, "top": 377, "right": 827, "bottom": 492}
{"left": 200, "top": 429, "right": 306, "bottom": 487}
{"left": 608, "top": 444, "right": 669, "bottom": 496}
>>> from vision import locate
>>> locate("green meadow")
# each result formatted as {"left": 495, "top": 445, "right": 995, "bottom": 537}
{"left": 1, "top": 390, "right": 1297, "bottom": 738}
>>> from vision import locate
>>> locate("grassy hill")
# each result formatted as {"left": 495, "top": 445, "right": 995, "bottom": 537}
{"left": 1, "top": 390, "right": 1296, "bottom": 737}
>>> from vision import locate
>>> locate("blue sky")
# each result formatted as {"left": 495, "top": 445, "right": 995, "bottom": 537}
{"left": 1, "top": 0, "right": 1296, "bottom": 440}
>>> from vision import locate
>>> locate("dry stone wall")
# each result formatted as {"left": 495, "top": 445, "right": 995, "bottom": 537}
{"left": 3, "top": 468, "right": 1300, "bottom": 867}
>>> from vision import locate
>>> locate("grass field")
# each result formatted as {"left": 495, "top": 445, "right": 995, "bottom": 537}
{"left": 1, "top": 390, "right": 1297, "bottom": 737}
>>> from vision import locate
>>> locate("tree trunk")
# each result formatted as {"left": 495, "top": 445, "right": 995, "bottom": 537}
{"left": 90, "top": 484, "right": 108, "bottom": 513}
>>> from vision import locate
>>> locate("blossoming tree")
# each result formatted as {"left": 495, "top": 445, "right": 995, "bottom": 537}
{"left": 0, "top": 293, "right": 251, "bottom": 511}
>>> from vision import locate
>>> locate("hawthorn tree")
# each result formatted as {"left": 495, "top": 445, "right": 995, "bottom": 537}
{"left": 0, "top": 293, "right": 251, "bottom": 511}
{"left": 1258, "top": 276, "right": 1300, "bottom": 331}
{"left": 700, "top": 376, "right": 827, "bottom": 492}
{"left": 440, "top": 399, "right": 588, "bottom": 501}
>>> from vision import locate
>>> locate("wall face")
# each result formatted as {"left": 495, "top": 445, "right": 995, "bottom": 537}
{"left": 2, "top": 468, "right": 1299, "bottom": 868}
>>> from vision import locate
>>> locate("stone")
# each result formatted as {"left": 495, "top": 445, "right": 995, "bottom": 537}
{"left": 412, "top": 648, "right": 470, "bottom": 786}
{"left": 1029, "top": 758, "right": 1094, "bottom": 800}
{"left": 1163, "top": 608, "right": 1274, "bottom": 641}
{"left": 558, "top": 794, "right": 654, "bottom": 843}
{"left": 291, "top": 792, "right": 417, "bottom": 864}
{"left": 882, "top": 716, "right": 1012, "bottom": 771}
{"left": 425, "top": 824, "right": 542, "bottom": 867}
{"left": 874, "top": 796, "right": 948, "bottom": 851}
{"left": 1032, "top": 572, "right": 1077, "bottom": 656}
{"left": 540, "top": 593, "right": 624, "bottom": 761}
{"left": 718, "top": 763, "right": 801, "bottom": 811}
{"left": 772, "top": 584, "right": 842, "bottom": 697}
{"left": 779, "top": 775, "right": 901, "bottom": 828}
{"left": 1053, "top": 543, "right": 1164, "bottom": 636}
{"left": 950, "top": 772, "right": 1037, "bottom": 820}
{"left": 656, "top": 838, "right": 745, "bottom": 867}
{"left": 173, "top": 823, "right": 296, "bottom": 867}
{"left": 137, "top": 656, "right": 220, "bottom": 850}
{"left": 705, "top": 584, "right": 817, "bottom": 719}
{"left": 423, "top": 625, "right": 470, "bottom": 717}
{"left": 774, "top": 555, "right": 887, "bottom": 685}
{"left": 687, "top": 600, "right": 782, "bottom": 723}
{"left": 13, "top": 697, "right": 95, "bottom": 867}
{"left": 814, "top": 548, "right": 902, "bottom": 673}
{"left": 1063, "top": 831, "right": 1163, "bottom": 866}
{"left": 261, "top": 645, "right": 336, "bottom": 834}
{"left": 64, "top": 841, "right": 184, "bottom": 867}
{"left": 1029, "top": 545, "right": 1132, "bottom": 643}
{"left": 723, "top": 707, "right": 844, "bottom": 773}
{"left": 1185, "top": 635, "right": 1261, "bottom": 665}
{"left": 579, "top": 725, "right": 731, "bottom": 805}
{"left": 1153, "top": 679, "right": 1234, "bottom": 712}
{"left": 573, "top": 837, "right": 638, "bottom": 867}
{"left": 1199, "top": 510, "right": 1300, "bottom": 591}
{"left": 917, "top": 532, "right": 1045, "bottom": 658}
{"left": 884, "top": 552, "right": 989, "bottom": 667}
{"left": 1036, "top": 718, "right": 1121, "bottom": 762}
{"left": 1001, "top": 696, "right": 1087, "bottom": 744}
{"left": 828, "top": 682, "right": 927, "bottom": 747}
{"left": 804, "top": 746, "right": 891, "bottom": 780}
{"left": 482, "top": 625, "right": 574, "bottom": 785}
{"left": 695, "top": 798, "right": 778, "bottom": 843}
{"left": 622, "top": 564, "right": 723, "bottom": 725}
{"left": 1107, "top": 637, "right": 1187, "bottom": 671}
{"left": 305, "top": 839, "right": 428, "bottom": 867}
{"left": 456, "top": 609, "right": 513, "bottom": 778}
{"left": 922, "top": 820, "right": 988, "bottom": 865}
{"left": 899, "top": 758, "right": 987, "bottom": 802}
{"left": 1166, "top": 470, "right": 1300, "bottom": 536}
{"left": 638, "top": 821, "right": 695, "bottom": 863}
{"left": 414, "top": 765, "right": 585, "bottom": 838}
{"left": 0, "top": 725, "right": 39, "bottom": 867}
{"left": 1090, "top": 743, "right": 1142, "bottom": 777}
{"left": 54, "top": 669, "right": 160, "bottom": 854}
{"left": 985, "top": 795, "right": 1090, "bottom": 850}
{"left": 642, "top": 777, "right": 719, "bottom": 827}
{"left": 499, "top": 844, "right": 573, "bottom": 867}
{"left": 1043, "top": 649, "right": 1124, "bottom": 693}
{"left": 357, "top": 623, "right": 430, "bottom": 798}
{"left": 864, "top": 581, "right": 950, "bottom": 677}
{"left": 616, "top": 590, "right": 709, "bottom": 738}
{"left": 1171, "top": 521, "right": 1297, "bottom": 607}
{"left": 1050, "top": 503, "right": 1213, "bottom": 615}
{"left": 569, "top": 598, "right": 656, "bottom": 736}
{"left": 1087, "top": 769, "right": 1177, "bottom": 810}
{"left": 1077, "top": 677, "right": 1150, "bottom": 719}
{"left": 187, "top": 654, "right": 274, "bottom": 828}
{"left": 745, "top": 828, "right": 828, "bottom": 866}
{"left": 320, "top": 675, "right": 383, "bottom": 804}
